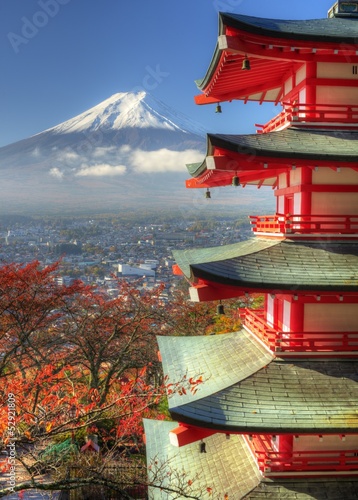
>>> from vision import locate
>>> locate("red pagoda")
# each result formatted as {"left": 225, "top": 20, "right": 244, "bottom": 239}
{"left": 144, "top": 1, "right": 358, "bottom": 497}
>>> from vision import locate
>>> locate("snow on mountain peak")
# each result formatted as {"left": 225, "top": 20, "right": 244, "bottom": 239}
{"left": 46, "top": 91, "right": 205, "bottom": 136}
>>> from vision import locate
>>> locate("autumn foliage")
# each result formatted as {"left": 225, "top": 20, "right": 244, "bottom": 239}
{"left": 0, "top": 262, "right": 244, "bottom": 498}
{"left": 0, "top": 261, "right": 169, "bottom": 495}
{"left": 0, "top": 262, "right": 223, "bottom": 497}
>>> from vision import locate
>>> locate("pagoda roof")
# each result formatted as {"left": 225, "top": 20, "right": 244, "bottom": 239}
{"left": 220, "top": 13, "right": 358, "bottom": 44}
{"left": 158, "top": 330, "right": 273, "bottom": 407}
{"left": 186, "top": 129, "right": 358, "bottom": 188}
{"left": 244, "top": 477, "right": 358, "bottom": 499}
{"left": 158, "top": 331, "right": 358, "bottom": 433}
{"left": 144, "top": 420, "right": 358, "bottom": 499}
{"left": 144, "top": 419, "right": 261, "bottom": 499}
{"left": 173, "top": 239, "right": 358, "bottom": 293}
{"left": 195, "top": 13, "right": 358, "bottom": 104}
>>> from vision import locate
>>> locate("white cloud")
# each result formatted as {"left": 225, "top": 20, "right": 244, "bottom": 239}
{"left": 92, "top": 146, "right": 117, "bottom": 158}
{"left": 49, "top": 167, "right": 64, "bottom": 179}
{"left": 130, "top": 148, "right": 203, "bottom": 173}
{"left": 75, "top": 163, "right": 127, "bottom": 177}
{"left": 32, "top": 147, "right": 41, "bottom": 158}
{"left": 56, "top": 150, "right": 81, "bottom": 162}
{"left": 119, "top": 145, "right": 131, "bottom": 154}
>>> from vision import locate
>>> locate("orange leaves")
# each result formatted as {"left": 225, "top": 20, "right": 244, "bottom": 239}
{"left": 177, "top": 387, "right": 186, "bottom": 396}
{"left": 45, "top": 422, "right": 53, "bottom": 433}
{"left": 89, "top": 388, "right": 100, "bottom": 403}
{"left": 0, "top": 460, "right": 9, "bottom": 473}
{"left": 189, "top": 375, "right": 203, "bottom": 385}
{"left": 165, "top": 373, "right": 204, "bottom": 398}
{"left": 0, "top": 257, "right": 178, "bottom": 459}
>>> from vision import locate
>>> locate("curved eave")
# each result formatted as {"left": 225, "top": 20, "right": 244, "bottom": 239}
{"left": 144, "top": 420, "right": 261, "bottom": 499}
{"left": 145, "top": 420, "right": 358, "bottom": 499}
{"left": 158, "top": 332, "right": 358, "bottom": 434}
{"left": 185, "top": 129, "right": 358, "bottom": 188}
{"left": 170, "top": 358, "right": 358, "bottom": 433}
{"left": 196, "top": 13, "right": 358, "bottom": 104}
{"left": 158, "top": 330, "right": 273, "bottom": 408}
{"left": 220, "top": 13, "right": 358, "bottom": 44}
{"left": 173, "top": 239, "right": 358, "bottom": 292}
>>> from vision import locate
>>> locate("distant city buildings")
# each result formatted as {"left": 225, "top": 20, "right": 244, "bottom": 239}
{"left": 0, "top": 215, "right": 251, "bottom": 297}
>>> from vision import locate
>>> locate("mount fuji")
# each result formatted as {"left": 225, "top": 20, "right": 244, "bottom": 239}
{"left": 0, "top": 91, "right": 207, "bottom": 215}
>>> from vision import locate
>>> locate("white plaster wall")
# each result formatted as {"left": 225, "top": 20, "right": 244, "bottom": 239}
{"left": 289, "top": 168, "right": 302, "bottom": 187}
{"left": 311, "top": 192, "right": 358, "bottom": 215}
{"left": 265, "top": 88, "right": 281, "bottom": 101}
{"left": 266, "top": 294, "right": 274, "bottom": 327}
{"left": 299, "top": 88, "right": 306, "bottom": 104}
{"left": 284, "top": 76, "right": 293, "bottom": 96}
{"left": 293, "top": 193, "right": 301, "bottom": 215}
{"left": 316, "top": 85, "right": 358, "bottom": 105}
{"left": 293, "top": 434, "right": 358, "bottom": 452}
{"left": 278, "top": 173, "right": 288, "bottom": 189}
{"left": 317, "top": 62, "right": 358, "bottom": 80}
{"left": 304, "top": 304, "right": 358, "bottom": 331}
{"left": 312, "top": 168, "right": 358, "bottom": 185}
{"left": 282, "top": 300, "right": 291, "bottom": 332}
{"left": 296, "top": 64, "right": 306, "bottom": 85}
{"left": 277, "top": 195, "right": 285, "bottom": 214}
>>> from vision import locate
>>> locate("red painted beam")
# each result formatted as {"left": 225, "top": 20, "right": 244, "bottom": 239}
{"left": 169, "top": 425, "right": 216, "bottom": 447}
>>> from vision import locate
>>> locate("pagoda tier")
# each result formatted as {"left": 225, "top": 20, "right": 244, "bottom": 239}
{"left": 195, "top": 12, "right": 358, "bottom": 107}
{"left": 186, "top": 130, "right": 358, "bottom": 188}
{"left": 151, "top": 333, "right": 358, "bottom": 479}
{"left": 144, "top": 420, "right": 358, "bottom": 496}
{"left": 144, "top": 3, "right": 358, "bottom": 496}
{"left": 172, "top": 240, "right": 358, "bottom": 359}
{"left": 173, "top": 239, "right": 358, "bottom": 295}
{"left": 186, "top": 130, "right": 358, "bottom": 239}
{"left": 157, "top": 333, "right": 358, "bottom": 434}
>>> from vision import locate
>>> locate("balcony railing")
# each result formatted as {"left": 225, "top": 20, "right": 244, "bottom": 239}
{"left": 256, "top": 103, "right": 358, "bottom": 133}
{"left": 249, "top": 214, "right": 358, "bottom": 236}
{"left": 240, "top": 308, "right": 358, "bottom": 354}
{"left": 247, "top": 435, "right": 358, "bottom": 474}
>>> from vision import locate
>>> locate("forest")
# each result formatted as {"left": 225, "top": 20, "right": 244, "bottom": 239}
{"left": 0, "top": 260, "right": 250, "bottom": 499}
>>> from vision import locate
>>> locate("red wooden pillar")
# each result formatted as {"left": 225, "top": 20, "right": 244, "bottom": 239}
{"left": 301, "top": 167, "right": 312, "bottom": 224}
{"left": 305, "top": 62, "right": 317, "bottom": 107}
{"left": 290, "top": 300, "right": 304, "bottom": 332}
{"left": 278, "top": 435, "right": 294, "bottom": 463}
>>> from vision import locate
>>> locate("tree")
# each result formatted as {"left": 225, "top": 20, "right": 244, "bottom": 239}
{"left": 0, "top": 261, "right": 231, "bottom": 498}
{"left": 60, "top": 280, "right": 166, "bottom": 405}
{"left": 162, "top": 286, "right": 243, "bottom": 337}
{"left": 0, "top": 261, "right": 207, "bottom": 498}
{"left": 0, "top": 261, "right": 84, "bottom": 377}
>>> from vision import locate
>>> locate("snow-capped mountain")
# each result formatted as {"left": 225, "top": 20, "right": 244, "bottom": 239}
{"left": 44, "top": 91, "right": 206, "bottom": 136}
{"left": 0, "top": 92, "right": 207, "bottom": 214}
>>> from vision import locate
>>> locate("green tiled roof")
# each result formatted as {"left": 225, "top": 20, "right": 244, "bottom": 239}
{"left": 158, "top": 331, "right": 358, "bottom": 433}
{"left": 144, "top": 419, "right": 261, "bottom": 499}
{"left": 173, "top": 239, "right": 358, "bottom": 292}
{"left": 221, "top": 13, "right": 358, "bottom": 43}
{"left": 158, "top": 330, "right": 273, "bottom": 407}
{"left": 144, "top": 420, "right": 358, "bottom": 499}
{"left": 187, "top": 130, "right": 358, "bottom": 178}
{"left": 210, "top": 130, "right": 358, "bottom": 160}
{"left": 197, "top": 14, "right": 358, "bottom": 91}
{"left": 244, "top": 477, "right": 358, "bottom": 499}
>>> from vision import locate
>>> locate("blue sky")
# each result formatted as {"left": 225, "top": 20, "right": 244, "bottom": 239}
{"left": 0, "top": 0, "right": 336, "bottom": 147}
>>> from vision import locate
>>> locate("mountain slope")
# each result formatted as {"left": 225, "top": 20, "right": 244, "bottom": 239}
{"left": 0, "top": 92, "right": 207, "bottom": 214}
{"left": 0, "top": 91, "right": 274, "bottom": 216}
{"left": 43, "top": 91, "right": 206, "bottom": 136}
